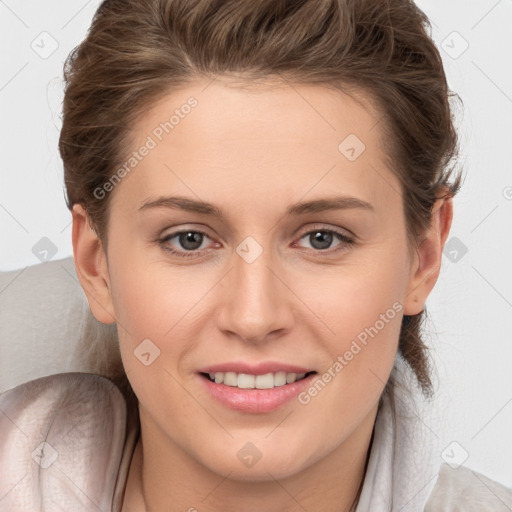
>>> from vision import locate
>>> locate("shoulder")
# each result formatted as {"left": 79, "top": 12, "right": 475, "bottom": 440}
{"left": 0, "top": 369, "right": 123, "bottom": 401}
{"left": 0, "top": 372, "right": 135, "bottom": 511}
{"left": 425, "top": 462, "right": 512, "bottom": 511}
{"left": 0, "top": 372, "right": 127, "bottom": 436}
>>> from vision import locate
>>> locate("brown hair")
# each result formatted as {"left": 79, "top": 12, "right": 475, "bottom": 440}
{"left": 60, "top": 0, "right": 463, "bottom": 397}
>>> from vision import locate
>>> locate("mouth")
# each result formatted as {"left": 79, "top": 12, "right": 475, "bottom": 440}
{"left": 200, "top": 370, "right": 316, "bottom": 389}
{"left": 197, "top": 365, "right": 318, "bottom": 413}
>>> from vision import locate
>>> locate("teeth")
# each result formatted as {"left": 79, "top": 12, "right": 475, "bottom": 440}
{"left": 255, "top": 373, "right": 274, "bottom": 389}
{"left": 286, "top": 372, "right": 297, "bottom": 384}
{"left": 206, "top": 371, "right": 308, "bottom": 388}
{"left": 238, "top": 373, "right": 255, "bottom": 389}
{"left": 224, "top": 372, "right": 238, "bottom": 386}
{"left": 274, "top": 371, "right": 286, "bottom": 386}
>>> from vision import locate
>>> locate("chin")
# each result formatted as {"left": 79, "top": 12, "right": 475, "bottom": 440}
{"left": 196, "top": 440, "right": 315, "bottom": 483}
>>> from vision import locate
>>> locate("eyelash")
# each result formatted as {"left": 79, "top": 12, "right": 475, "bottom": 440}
{"left": 158, "top": 226, "right": 355, "bottom": 259}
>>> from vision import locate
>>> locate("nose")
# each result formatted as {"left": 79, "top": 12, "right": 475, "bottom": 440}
{"left": 216, "top": 245, "right": 294, "bottom": 345}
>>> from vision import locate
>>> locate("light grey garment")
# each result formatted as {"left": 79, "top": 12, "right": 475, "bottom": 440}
{"left": 355, "top": 357, "right": 512, "bottom": 511}
{"left": 0, "top": 257, "right": 121, "bottom": 394}
{"left": 426, "top": 464, "right": 512, "bottom": 511}
{"left": 0, "top": 258, "right": 87, "bottom": 393}
{"left": 355, "top": 355, "right": 440, "bottom": 511}
{"left": 1, "top": 364, "right": 511, "bottom": 511}
{"left": 0, "top": 372, "right": 138, "bottom": 512}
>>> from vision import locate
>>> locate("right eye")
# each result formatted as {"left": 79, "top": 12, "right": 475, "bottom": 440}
{"left": 158, "top": 230, "right": 218, "bottom": 258}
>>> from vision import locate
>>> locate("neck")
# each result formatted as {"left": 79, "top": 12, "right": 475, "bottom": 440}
{"left": 122, "top": 405, "right": 377, "bottom": 512}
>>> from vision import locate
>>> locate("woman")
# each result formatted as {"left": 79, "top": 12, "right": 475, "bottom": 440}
{"left": 1, "top": 0, "right": 511, "bottom": 510}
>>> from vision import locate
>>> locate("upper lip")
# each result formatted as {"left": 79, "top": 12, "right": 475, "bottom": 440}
{"left": 198, "top": 361, "right": 314, "bottom": 376}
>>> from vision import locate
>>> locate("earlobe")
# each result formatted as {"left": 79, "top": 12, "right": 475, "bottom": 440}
{"left": 403, "top": 194, "right": 454, "bottom": 316}
{"left": 71, "top": 204, "right": 116, "bottom": 324}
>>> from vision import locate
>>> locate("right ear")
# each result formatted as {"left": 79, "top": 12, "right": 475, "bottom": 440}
{"left": 71, "top": 204, "right": 116, "bottom": 324}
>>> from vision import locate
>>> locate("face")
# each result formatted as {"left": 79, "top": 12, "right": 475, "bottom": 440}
{"left": 81, "top": 79, "right": 425, "bottom": 481}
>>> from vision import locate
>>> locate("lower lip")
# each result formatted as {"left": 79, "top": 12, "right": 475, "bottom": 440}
{"left": 198, "top": 373, "right": 316, "bottom": 413}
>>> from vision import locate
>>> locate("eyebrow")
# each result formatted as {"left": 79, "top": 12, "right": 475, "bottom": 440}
{"left": 138, "top": 195, "right": 374, "bottom": 219}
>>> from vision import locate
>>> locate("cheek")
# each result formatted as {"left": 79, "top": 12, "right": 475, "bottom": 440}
{"left": 107, "top": 231, "right": 197, "bottom": 336}
{"left": 107, "top": 246, "right": 218, "bottom": 378}
{"left": 266, "top": 262, "right": 404, "bottom": 471}
{"left": 292, "top": 251, "right": 406, "bottom": 399}
{"left": 298, "top": 255, "right": 406, "bottom": 345}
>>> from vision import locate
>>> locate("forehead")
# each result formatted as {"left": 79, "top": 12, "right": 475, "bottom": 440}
{"left": 135, "top": 78, "right": 383, "bottom": 153}
{"left": 109, "top": 79, "right": 400, "bottom": 219}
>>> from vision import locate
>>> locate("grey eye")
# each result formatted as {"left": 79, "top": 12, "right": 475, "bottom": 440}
{"left": 177, "top": 231, "right": 205, "bottom": 250}
{"left": 308, "top": 231, "right": 334, "bottom": 250}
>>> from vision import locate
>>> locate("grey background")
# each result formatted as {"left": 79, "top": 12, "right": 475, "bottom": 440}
{"left": 1, "top": 0, "right": 511, "bottom": 487}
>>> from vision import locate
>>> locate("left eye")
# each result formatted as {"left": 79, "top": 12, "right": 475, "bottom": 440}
{"left": 296, "top": 229, "right": 354, "bottom": 251}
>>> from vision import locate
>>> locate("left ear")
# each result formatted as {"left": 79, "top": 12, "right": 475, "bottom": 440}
{"left": 403, "top": 191, "right": 454, "bottom": 316}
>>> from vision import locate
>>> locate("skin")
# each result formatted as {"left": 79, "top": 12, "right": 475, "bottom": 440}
{"left": 72, "top": 78, "right": 453, "bottom": 512}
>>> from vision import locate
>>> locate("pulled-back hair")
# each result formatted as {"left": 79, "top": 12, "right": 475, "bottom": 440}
{"left": 60, "top": 0, "right": 463, "bottom": 397}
